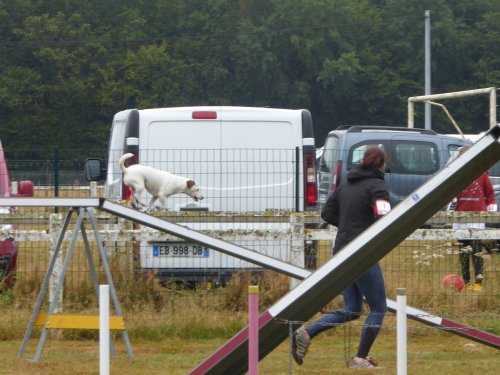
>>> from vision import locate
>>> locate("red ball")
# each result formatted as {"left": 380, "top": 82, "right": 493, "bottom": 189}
{"left": 442, "top": 274, "right": 465, "bottom": 291}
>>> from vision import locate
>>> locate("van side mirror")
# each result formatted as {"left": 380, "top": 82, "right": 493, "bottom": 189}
{"left": 85, "top": 158, "right": 105, "bottom": 181}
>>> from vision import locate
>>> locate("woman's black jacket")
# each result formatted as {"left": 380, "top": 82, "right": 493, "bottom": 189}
{"left": 321, "top": 166, "right": 390, "bottom": 254}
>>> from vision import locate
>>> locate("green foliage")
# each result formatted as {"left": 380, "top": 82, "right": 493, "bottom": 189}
{"left": 0, "top": 289, "right": 15, "bottom": 308}
{"left": 0, "top": 0, "right": 498, "bottom": 153}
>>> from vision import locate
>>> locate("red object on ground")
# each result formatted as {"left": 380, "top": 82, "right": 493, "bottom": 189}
{"left": 442, "top": 274, "right": 465, "bottom": 291}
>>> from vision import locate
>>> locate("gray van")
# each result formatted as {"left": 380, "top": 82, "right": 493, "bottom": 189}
{"left": 317, "top": 126, "right": 471, "bottom": 206}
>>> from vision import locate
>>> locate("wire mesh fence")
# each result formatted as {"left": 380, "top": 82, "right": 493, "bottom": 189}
{"left": 0, "top": 147, "right": 498, "bottom": 356}
{"left": 2, "top": 209, "right": 499, "bottom": 333}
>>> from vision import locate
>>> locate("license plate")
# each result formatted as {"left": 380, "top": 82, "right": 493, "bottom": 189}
{"left": 152, "top": 243, "right": 210, "bottom": 257}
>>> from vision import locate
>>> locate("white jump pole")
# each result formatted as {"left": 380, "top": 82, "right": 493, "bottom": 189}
{"left": 397, "top": 288, "right": 407, "bottom": 375}
{"left": 100, "top": 284, "right": 110, "bottom": 375}
{"left": 11, "top": 181, "right": 18, "bottom": 195}
{"left": 248, "top": 285, "right": 259, "bottom": 375}
{"left": 90, "top": 181, "right": 98, "bottom": 197}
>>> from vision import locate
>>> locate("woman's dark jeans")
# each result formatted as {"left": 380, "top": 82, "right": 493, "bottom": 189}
{"left": 305, "top": 263, "right": 387, "bottom": 358}
{"left": 459, "top": 240, "right": 484, "bottom": 284}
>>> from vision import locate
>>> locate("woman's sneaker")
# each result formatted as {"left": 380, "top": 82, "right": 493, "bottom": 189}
{"left": 291, "top": 329, "right": 310, "bottom": 365}
{"left": 349, "top": 357, "right": 380, "bottom": 368}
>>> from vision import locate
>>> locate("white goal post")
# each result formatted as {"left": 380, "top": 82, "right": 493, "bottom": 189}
{"left": 408, "top": 87, "right": 497, "bottom": 129}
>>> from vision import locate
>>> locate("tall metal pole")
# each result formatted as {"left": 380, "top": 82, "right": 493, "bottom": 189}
{"left": 424, "top": 10, "right": 431, "bottom": 129}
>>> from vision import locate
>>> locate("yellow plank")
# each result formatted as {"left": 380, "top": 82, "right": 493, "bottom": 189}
{"left": 34, "top": 312, "right": 125, "bottom": 330}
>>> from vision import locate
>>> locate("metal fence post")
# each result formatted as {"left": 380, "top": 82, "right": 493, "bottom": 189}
{"left": 53, "top": 148, "right": 59, "bottom": 213}
{"left": 289, "top": 212, "right": 305, "bottom": 289}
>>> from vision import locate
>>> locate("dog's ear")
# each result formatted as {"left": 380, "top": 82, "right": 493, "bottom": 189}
{"left": 186, "top": 180, "right": 195, "bottom": 189}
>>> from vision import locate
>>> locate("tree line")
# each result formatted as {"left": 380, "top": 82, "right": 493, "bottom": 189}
{"left": 0, "top": 0, "right": 498, "bottom": 155}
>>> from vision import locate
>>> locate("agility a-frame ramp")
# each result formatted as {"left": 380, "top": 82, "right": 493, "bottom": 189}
{"left": 184, "top": 125, "right": 500, "bottom": 374}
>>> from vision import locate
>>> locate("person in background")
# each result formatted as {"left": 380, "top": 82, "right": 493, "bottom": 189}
{"left": 292, "top": 146, "right": 390, "bottom": 369}
{"left": 453, "top": 146, "right": 497, "bottom": 292}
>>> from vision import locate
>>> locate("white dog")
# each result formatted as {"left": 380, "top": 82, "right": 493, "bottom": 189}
{"left": 119, "top": 153, "right": 204, "bottom": 211}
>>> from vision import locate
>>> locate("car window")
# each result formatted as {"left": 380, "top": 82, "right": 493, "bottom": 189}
{"left": 348, "top": 141, "right": 387, "bottom": 169}
{"left": 392, "top": 142, "right": 438, "bottom": 174}
{"left": 448, "top": 144, "right": 462, "bottom": 158}
{"left": 446, "top": 144, "right": 465, "bottom": 163}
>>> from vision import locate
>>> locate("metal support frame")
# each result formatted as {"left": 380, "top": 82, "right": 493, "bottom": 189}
{"left": 18, "top": 206, "right": 133, "bottom": 361}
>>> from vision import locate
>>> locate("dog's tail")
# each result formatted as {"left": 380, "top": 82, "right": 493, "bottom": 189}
{"left": 119, "top": 153, "right": 135, "bottom": 173}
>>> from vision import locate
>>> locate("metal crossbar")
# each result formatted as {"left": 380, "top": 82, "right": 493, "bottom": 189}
{"left": 0, "top": 197, "right": 100, "bottom": 207}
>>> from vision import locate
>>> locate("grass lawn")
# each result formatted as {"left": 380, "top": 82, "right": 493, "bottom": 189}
{"left": 1, "top": 318, "right": 498, "bottom": 375}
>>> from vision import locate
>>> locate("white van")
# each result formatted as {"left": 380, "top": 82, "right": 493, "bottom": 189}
{"left": 86, "top": 106, "right": 318, "bottom": 285}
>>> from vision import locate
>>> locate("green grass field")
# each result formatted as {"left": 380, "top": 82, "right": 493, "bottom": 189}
{"left": 1, "top": 317, "right": 498, "bottom": 375}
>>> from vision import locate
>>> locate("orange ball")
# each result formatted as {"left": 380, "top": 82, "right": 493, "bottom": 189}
{"left": 442, "top": 274, "right": 465, "bottom": 291}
